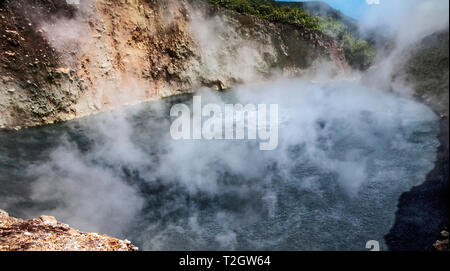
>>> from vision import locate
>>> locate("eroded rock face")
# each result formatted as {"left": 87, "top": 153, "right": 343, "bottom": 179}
{"left": 0, "top": 0, "right": 348, "bottom": 130}
{"left": 0, "top": 209, "right": 138, "bottom": 251}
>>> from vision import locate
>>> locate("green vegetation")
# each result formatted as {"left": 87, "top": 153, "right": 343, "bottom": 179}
{"left": 207, "top": 0, "right": 377, "bottom": 70}
{"left": 208, "top": 0, "right": 323, "bottom": 30}
{"left": 320, "top": 16, "right": 376, "bottom": 70}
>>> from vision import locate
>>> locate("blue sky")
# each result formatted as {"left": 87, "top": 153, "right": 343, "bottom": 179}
{"left": 277, "top": 0, "right": 374, "bottom": 20}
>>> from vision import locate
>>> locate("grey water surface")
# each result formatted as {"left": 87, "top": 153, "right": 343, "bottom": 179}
{"left": 0, "top": 80, "right": 440, "bottom": 250}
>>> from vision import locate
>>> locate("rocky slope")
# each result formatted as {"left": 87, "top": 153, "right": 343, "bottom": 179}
{"left": 398, "top": 30, "right": 449, "bottom": 117}
{"left": 0, "top": 0, "right": 348, "bottom": 130}
{"left": 0, "top": 209, "right": 138, "bottom": 251}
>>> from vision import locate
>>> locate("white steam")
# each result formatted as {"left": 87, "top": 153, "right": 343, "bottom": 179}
{"left": 361, "top": 0, "right": 449, "bottom": 47}
{"left": 12, "top": 78, "right": 439, "bottom": 250}
{"left": 359, "top": 0, "right": 449, "bottom": 97}
{"left": 187, "top": 7, "right": 277, "bottom": 84}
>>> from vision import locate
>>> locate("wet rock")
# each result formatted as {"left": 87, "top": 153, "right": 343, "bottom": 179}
{"left": 433, "top": 239, "right": 449, "bottom": 251}
{"left": 433, "top": 230, "right": 449, "bottom": 251}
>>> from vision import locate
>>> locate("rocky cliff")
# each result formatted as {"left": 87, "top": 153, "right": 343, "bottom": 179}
{"left": 0, "top": 0, "right": 348, "bottom": 130}
{"left": 0, "top": 209, "right": 138, "bottom": 251}
{"left": 385, "top": 29, "right": 449, "bottom": 251}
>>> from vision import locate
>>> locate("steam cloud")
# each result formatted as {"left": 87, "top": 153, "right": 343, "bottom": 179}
{"left": 361, "top": 0, "right": 449, "bottom": 46}
{"left": 2, "top": 79, "right": 439, "bottom": 250}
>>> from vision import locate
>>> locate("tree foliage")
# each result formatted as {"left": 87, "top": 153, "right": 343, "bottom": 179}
{"left": 208, "top": 0, "right": 322, "bottom": 30}
{"left": 320, "top": 16, "right": 376, "bottom": 70}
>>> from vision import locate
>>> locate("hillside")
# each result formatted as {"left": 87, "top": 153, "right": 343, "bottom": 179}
{"left": 275, "top": 0, "right": 359, "bottom": 34}
{"left": 0, "top": 0, "right": 348, "bottom": 130}
{"left": 208, "top": 0, "right": 376, "bottom": 69}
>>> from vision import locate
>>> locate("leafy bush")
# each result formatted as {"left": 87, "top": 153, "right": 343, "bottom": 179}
{"left": 319, "top": 16, "right": 376, "bottom": 70}
{"left": 207, "top": 0, "right": 376, "bottom": 69}
{"left": 208, "top": 0, "right": 322, "bottom": 30}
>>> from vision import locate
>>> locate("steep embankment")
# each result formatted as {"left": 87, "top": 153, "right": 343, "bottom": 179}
{"left": 0, "top": 0, "right": 348, "bottom": 130}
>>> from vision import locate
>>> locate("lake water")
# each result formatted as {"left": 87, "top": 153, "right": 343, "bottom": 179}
{"left": 0, "top": 79, "right": 440, "bottom": 250}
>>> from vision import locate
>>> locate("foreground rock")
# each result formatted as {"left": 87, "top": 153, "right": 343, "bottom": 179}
{"left": 433, "top": 230, "right": 449, "bottom": 251}
{"left": 0, "top": 209, "right": 138, "bottom": 251}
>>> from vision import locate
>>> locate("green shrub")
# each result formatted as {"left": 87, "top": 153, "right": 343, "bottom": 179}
{"left": 208, "top": 0, "right": 322, "bottom": 30}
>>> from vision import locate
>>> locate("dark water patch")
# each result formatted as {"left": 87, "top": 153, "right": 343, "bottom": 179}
{"left": 386, "top": 118, "right": 449, "bottom": 250}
